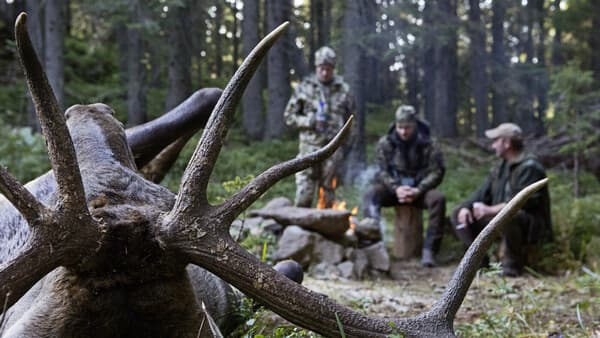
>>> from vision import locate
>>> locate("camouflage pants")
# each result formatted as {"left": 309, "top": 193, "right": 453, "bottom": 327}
{"left": 294, "top": 143, "right": 343, "bottom": 208}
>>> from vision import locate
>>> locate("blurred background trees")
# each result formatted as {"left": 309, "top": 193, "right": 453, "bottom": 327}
{"left": 0, "top": 0, "right": 598, "bottom": 188}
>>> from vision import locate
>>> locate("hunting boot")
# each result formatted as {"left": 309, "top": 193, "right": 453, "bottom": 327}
{"left": 421, "top": 248, "right": 436, "bottom": 268}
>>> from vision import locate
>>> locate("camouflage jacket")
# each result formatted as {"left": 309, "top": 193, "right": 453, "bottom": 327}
{"left": 374, "top": 121, "right": 445, "bottom": 195}
{"left": 459, "top": 153, "right": 553, "bottom": 243}
{"left": 284, "top": 74, "right": 355, "bottom": 147}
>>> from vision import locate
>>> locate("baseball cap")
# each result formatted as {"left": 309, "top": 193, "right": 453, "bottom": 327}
{"left": 484, "top": 123, "right": 523, "bottom": 139}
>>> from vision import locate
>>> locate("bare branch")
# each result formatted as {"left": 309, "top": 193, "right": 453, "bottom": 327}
{"left": 15, "top": 13, "right": 87, "bottom": 214}
{"left": 0, "top": 166, "right": 49, "bottom": 225}
{"left": 219, "top": 117, "right": 354, "bottom": 223}
{"left": 429, "top": 178, "right": 549, "bottom": 324}
{"left": 172, "top": 22, "right": 289, "bottom": 212}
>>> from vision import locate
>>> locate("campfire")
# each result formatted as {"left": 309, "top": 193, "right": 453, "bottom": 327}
{"left": 316, "top": 176, "right": 358, "bottom": 231}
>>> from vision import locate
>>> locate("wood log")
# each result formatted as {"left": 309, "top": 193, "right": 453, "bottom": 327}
{"left": 251, "top": 206, "right": 350, "bottom": 238}
{"left": 392, "top": 205, "right": 423, "bottom": 260}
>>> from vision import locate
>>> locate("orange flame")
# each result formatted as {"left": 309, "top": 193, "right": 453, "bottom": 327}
{"left": 316, "top": 177, "right": 359, "bottom": 230}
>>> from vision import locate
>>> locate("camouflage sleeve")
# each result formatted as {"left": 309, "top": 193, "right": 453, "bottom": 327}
{"left": 283, "top": 84, "right": 314, "bottom": 130}
{"left": 374, "top": 138, "right": 398, "bottom": 192}
{"left": 416, "top": 141, "right": 445, "bottom": 193}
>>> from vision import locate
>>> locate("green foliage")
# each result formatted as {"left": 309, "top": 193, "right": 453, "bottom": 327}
{"left": 162, "top": 131, "right": 298, "bottom": 208}
{"left": 0, "top": 126, "right": 50, "bottom": 182}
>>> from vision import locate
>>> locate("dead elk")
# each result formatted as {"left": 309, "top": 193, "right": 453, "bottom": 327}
{"left": 0, "top": 13, "right": 548, "bottom": 338}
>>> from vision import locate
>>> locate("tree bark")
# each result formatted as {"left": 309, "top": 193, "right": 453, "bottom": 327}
{"left": 590, "top": 0, "right": 600, "bottom": 85}
{"left": 165, "top": 1, "right": 192, "bottom": 111}
{"left": 423, "top": 0, "right": 435, "bottom": 125}
{"left": 126, "top": 1, "right": 147, "bottom": 126}
{"left": 551, "top": 0, "right": 564, "bottom": 66}
{"left": 213, "top": 0, "right": 223, "bottom": 78}
{"left": 24, "top": 0, "right": 43, "bottom": 131}
{"left": 264, "top": 0, "right": 291, "bottom": 139}
{"left": 342, "top": 0, "right": 368, "bottom": 175}
{"left": 467, "top": 0, "right": 489, "bottom": 137}
{"left": 44, "top": 0, "right": 66, "bottom": 111}
{"left": 433, "top": 0, "right": 458, "bottom": 137}
{"left": 241, "top": 0, "right": 264, "bottom": 140}
{"left": 491, "top": 0, "right": 508, "bottom": 125}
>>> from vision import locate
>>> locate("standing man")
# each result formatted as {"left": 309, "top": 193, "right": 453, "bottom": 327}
{"left": 362, "top": 105, "right": 446, "bottom": 267}
{"left": 284, "top": 46, "right": 356, "bottom": 208}
{"left": 451, "top": 123, "right": 553, "bottom": 277}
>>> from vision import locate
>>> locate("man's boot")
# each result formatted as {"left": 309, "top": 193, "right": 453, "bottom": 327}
{"left": 421, "top": 249, "right": 436, "bottom": 268}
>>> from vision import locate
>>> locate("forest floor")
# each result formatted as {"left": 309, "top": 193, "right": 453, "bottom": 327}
{"left": 246, "top": 259, "right": 600, "bottom": 337}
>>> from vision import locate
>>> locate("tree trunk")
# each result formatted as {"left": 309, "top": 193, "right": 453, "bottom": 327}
{"left": 535, "top": 0, "right": 548, "bottom": 132}
{"left": 25, "top": 0, "right": 43, "bottom": 130}
{"left": 213, "top": 1, "right": 223, "bottom": 78}
{"left": 165, "top": 1, "right": 192, "bottom": 111}
{"left": 342, "top": 0, "right": 368, "bottom": 178}
{"left": 432, "top": 0, "right": 458, "bottom": 137}
{"left": 231, "top": 0, "right": 240, "bottom": 74}
{"left": 491, "top": 0, "right": 508, "bottom": 125}
{"left": 241, "top": 0, "right": 265, "bottom": 140}
{"left": 44, "top": 0, "right": 66, "bottom": 111}
{"left": 405, "top": 51, "right": 420, "bottom": 115}
{"left": 422, "top": 0, "right": 435, "bottom": 125}
{"left": 264, "top": 0, "right": 291, "bottom": 139}
{"left": 551, "top": 0, "right": 564, "bottom": 66}
{"left": 468, "top": 0, "right": 489, "bottom": 137}
{"left": 126, "top": 1, "right": 147, "bottom": 126}
{"left": 590, "top": 0, "right": 600, "bottom": 85}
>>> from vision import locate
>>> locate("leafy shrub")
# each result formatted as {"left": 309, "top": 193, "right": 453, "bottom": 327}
{"left": 0, "top": 126, "right": 50, "bottom": 182}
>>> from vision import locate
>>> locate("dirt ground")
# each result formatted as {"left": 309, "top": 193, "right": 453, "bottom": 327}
{"left": 250, "top": 259, "right": 600, "bottom": 337}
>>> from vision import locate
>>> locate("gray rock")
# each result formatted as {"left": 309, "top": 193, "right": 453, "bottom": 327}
{"left": 351, "top": 249, "right": 369, "bottom": 279}
{"left": 310, "top": 262, "right": 340, "bottom": 279}
{"left": 313, "top": 236, "right": 345, "bottom": 265}
{"left": 355, "top": 217, "right": 382, "bottom": 242}
{"left": 362, "top": 241, "right": 391, "bottom": 271}
{"left": 261, "top": 196, "right": 293, "bottom": 210}
{"left": 337, "top": 261, "right": 355, "bottom": 279}
{"left": 273, "top": 226, "right": 316, "bottom": 267}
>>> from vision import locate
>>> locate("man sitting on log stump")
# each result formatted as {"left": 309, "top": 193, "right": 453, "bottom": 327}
{"left": 362, "top": 105, "right": 446, "bottom": 267}
{"left": 451, "top": 123, "right": 553, "bottom": 277}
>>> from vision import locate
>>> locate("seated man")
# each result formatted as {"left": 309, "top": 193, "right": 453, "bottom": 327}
{"left": 451, "top": 123, "right": 553, "bottom": 277}
{"left": 362, "top": 105, "right": 446, "bottom": 267}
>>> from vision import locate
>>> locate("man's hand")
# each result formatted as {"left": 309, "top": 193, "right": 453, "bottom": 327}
{"left": 395, "top": 186, "right": 420, "bottom": 204}
{"left": 457, "top": 207, "right": 474, "bottom": 225}
{"left": 472, "top": 202, "right": 505, "bottom": 220}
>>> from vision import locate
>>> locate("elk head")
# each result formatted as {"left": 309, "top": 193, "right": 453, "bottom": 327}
{"left": 0, "top": 12, "right": 548, "bottom": 338}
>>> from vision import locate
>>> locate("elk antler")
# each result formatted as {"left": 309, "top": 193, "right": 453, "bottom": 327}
{"left": 157, "top": 20, "right": 550, "bottom": 337}
{"left": 0, "top": 13, "right": 100, "bottom": 310}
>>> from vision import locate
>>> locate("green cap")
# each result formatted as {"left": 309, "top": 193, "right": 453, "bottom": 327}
{"left": 395, "top": 105, "right": 417, "bottom": 124}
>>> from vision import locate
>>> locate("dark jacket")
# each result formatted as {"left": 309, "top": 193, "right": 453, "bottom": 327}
{"left": 374, "top": 120, "right": 445, "bottom": 195}
{"left": 460, "top": 153, "right": 553, "bottom": 244}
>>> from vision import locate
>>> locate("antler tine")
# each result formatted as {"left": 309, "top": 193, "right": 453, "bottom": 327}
{"left": 219, "top": 117, "right": 354, "bottom": 223}
{"left": 15, "top": 13, "right": 87, "bottom": 214}
{"left": 171, "top": 22, "right": 289, "bottom": 214}
{"left": 0, "top": 166, "right": 50, "bottom": 225}
{"left": 429, "top": 178, "right": 549, "bottom": 325}
{"left": 0, "top": 243, "right": 63, "bottom": 311}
